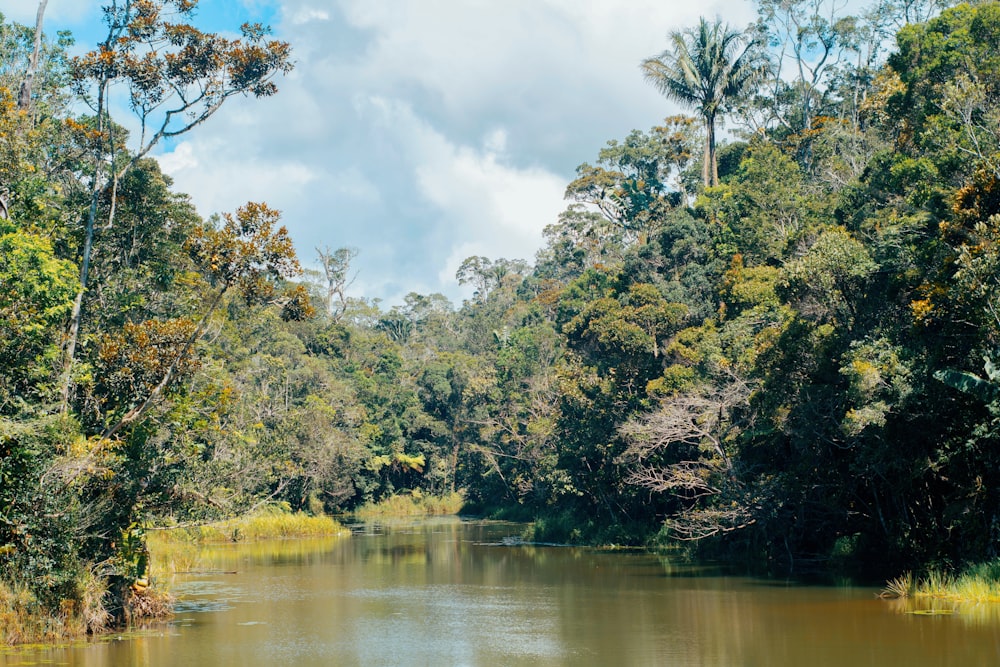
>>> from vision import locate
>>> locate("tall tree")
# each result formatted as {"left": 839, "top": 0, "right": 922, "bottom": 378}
{"left": 101, "top": 201, "right": 306, "bottom": 441}
{"left": 564, "top": 116, "right": 697, "bottom": 243}
{"left": 61, "top": 0, "right": 293, "bottom": 407}
{"left": 642, "top": 18, "right": 768, "bottom": 187}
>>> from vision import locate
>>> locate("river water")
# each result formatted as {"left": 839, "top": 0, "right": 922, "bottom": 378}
{"left": 3, "top": 517, "right": 999, "bottom": 666}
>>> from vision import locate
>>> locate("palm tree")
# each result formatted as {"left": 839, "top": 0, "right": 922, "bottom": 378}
{"left": 642, "top": 18, "right": 768, "bottom": 187}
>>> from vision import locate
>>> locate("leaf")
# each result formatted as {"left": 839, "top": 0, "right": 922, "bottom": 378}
{"left": 933, "top": 369, "right": 998, "bottom": 403}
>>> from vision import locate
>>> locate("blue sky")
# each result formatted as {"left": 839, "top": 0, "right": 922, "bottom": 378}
{"left": 2, "top": 0, "right": 758, "bottom": 306}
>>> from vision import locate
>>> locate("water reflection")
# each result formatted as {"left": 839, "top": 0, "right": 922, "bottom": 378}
{"left": 3, "top": 517, "right": 1000, "bottom": 666}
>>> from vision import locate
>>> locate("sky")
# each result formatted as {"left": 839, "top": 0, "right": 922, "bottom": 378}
{"left": 2, "top": 0, "right": 758, "bottom": 306}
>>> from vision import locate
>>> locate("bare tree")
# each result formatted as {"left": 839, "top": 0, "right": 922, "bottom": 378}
{"left": 316, "top": 246, "right": 358, "bottom": 321}
{"left": 17, "top": 0, "right": 48, "bottom": 112}
{"left": 618, "top": 372, "right": 756, "bottom": 540}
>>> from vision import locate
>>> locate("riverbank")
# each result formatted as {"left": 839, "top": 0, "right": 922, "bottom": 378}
{"left": 0, "top": 571, "right": 104, "bottom": 646}
{"left": 1, "top": 508, "right": 348, "bottom": 646}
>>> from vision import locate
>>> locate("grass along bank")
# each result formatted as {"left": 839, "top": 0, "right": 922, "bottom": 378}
{"left": 150, "top": 505, "right": 349, "bottom": 545}
{"left": 148, "top": 505, "right": 349, "bottom": 577}
{"left": 883, "top": 559, "right": 1000, "bottom": 603}
{"left": 2, "top": 507, "right": 346, "bottom": 646}
{"left": 352, "top": 491, "right": 464, "bottom": 520}
{"left": 0, "top": 569, "right": 110, "bottom": 646}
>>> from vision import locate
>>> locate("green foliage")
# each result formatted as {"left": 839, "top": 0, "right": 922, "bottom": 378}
{"left": 564, "top": 117, "right": 698, "bottom": 237}
{"left": 0, "top": 229, "right": 77, "bottom": 408}
{"left": 0, "top": 416, "right": 83, "bottom": 610}
{"left": 780, "top": 226, "right": 878, "bottom": 326}
{"left": 12, "top": 5, "right": 1000, "bottom": 643}
{"left": 730, "top": 142, "right": 812, "bottom": 260}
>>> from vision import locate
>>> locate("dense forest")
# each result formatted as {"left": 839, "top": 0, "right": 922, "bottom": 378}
{"left": 3, "top": 0, "right": 1000, "bottom": 637}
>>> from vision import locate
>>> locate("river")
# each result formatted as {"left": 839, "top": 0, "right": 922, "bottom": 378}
{"left": 2, "top": 517, "right": 999, "bottom": 666}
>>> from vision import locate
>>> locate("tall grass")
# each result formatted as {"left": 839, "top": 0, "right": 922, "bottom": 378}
{"left": 147, "top": 506, "right": 348, "bottom": 576}
{"left": 0, "top": 567, "right": 112, "bottom": 646}
{"left": 879, "top": 571, "right": 913, "bottom": 599}
{"left": 883, "top": 558, "right": 1000, "bottom": 603}
{"left": 151, "top": 506, "right": 349, "bottom": 545}
{"left": 0, "top": 579, "right": 53, "bottom": 645}
{"left": 353, "top": 491, "right": 465, "bottom": 520}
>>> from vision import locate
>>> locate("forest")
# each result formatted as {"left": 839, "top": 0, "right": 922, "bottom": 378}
{"left": 3, "top": 0, "right": 1000, "bottom": 640}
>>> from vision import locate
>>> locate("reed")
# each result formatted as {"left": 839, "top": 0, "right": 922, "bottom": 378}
{"left": 76, "top": 567, "right": 112, "bottom": 635}
{"left": 0, "top": 579, "right": 45, "bottom": 645}
{"left": 152, "top": 506, "right": 348, "bottom": 544}
{"left": 148, "top": 506, "right": 348, "bottom": 576}
{"left": 884, "top": 559, "right": 1000, "bottom": 603}
{"left": 0, "top": 577, "right": 95, "bottom": 646}
{"left": 879, "top": 571, "right": 913, "bottom": 599}
{"left": 123, "top": 587, "right": 173, "bottom": 626}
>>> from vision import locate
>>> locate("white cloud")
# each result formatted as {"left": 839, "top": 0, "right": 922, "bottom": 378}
{"left": 157, "top": 138, "right": 320, "bottom": 218}
{"left": 289, "top": 7, "right": 330, "bottom": 24}
{"left": 35, "top": 0, "right": 763, "bottom": 306}
{"left": 325, "top": 0, "right": 757, "bottom": 124}
{"left": 483, "top": 128, "right": 508, "bottom": 156}
{"left": 156, "top": 142, "right": 198, "bottom": 173}
{"left": 361, "top": 96, "right": 566, "bottom": 295}
{"left": 162, "top": 0, "right": 761, "bottom": 304}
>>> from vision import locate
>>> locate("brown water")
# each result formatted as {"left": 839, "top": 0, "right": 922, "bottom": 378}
{"left": 3, "top": 517, "right": 1000, "bottom": 666}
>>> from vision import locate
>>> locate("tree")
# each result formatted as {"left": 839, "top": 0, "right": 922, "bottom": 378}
{"left": 877, "top": 0, "right": 955, "bottom": 29}
{"left": 0, "top": 227, "right": 77, "bottom": 409}
{"left": 456, "top": 256, "right": 529, "bottom": 303}
{"left": 564, "top": 117, "right": 698, "bottom": 242}
{"left": 101, "top": 201, "right": 305, "bottom": 441}
{"left": 780, "top": 226, "right": 878, "bottom": 328}
{"left": 619, "top": 371, "right": 752, "bottom": 540}
{"left": 61, "top": 0, "right": 293, "bottom": 406}
{"left": 535, "top": 206, "right": 622, "bottom": 283}
{"left": 755, "top": 0, "right": 853, "bottom": 141}
{"left": 316, "top": 246, "right": 358, "bottom": 321}
{"left": 81, "top": 158, "right": 202, "bottom": 334}
{"left": 698, "top": 140, "right": 813, "bottom": 264}
{"left": 642, "top": 18, "right": 768, "bottom": 187}
{"left": 17, "top": 0, "right": 48, "bottom": 112}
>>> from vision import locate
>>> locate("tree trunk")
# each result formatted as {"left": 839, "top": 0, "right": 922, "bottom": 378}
{"left": 703, "top": 114, "right": 718, "bottom": 187}
{"left": 60, "top": 82, "right": 108, "bottom": 410}
{"left": 710, "top": 119, "right": 719, "bottom": 187}
{"left": 60, "top": 185, "right": 99, "bottom": 410}
{"left": 18, "top": 0, "right": 49, "bottom": 112}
